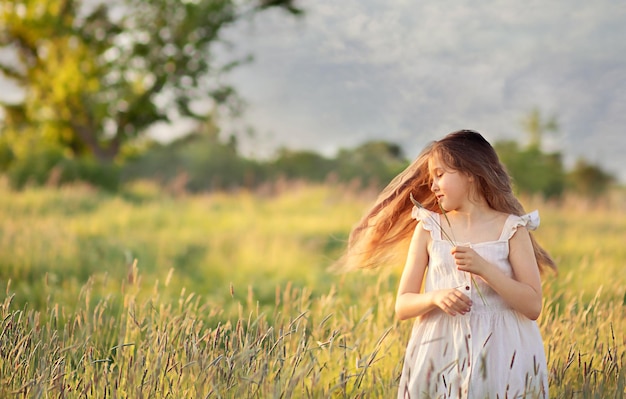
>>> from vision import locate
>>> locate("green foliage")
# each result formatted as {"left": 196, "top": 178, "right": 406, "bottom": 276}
{"left": 5, "top": 144, "right": 66, "bottom": 188}
{"left": 495, "top": 108, "right": 568, "bottom": 199}
{"left": 567, "top": 158, "right": 615, "bottom": 198}
{"left": 4, "top": 142, "right": 120, "bottom": 191}
{"left": 68, "top": 157, "right": 120, "bottom": 191}
{"left": 495, "top": 140, "right": 565, "bottom": 198}
{"left": 0, "top": 139, "right": 14, "bottom": 172}
{"left": 270, "top": 148, "right": 334, "bottom": 182}
{"left": 122, "top": 131, "right": 266, "bottom": 191}
{"left": 522, "top": 107, "right": 559, "bottom": 149}
{"left": 500, "top": 108, "right": 616, "bottom": 199}
{"left": 0, "top": 0, "right": 302, "bottom": 162}
{"left": 265, "top": 141, "right": 408, "bottom": 187}
{"left": 120, "top": 137, "right": 409, "bottom": 192}
{"left": 334, "top": 141, "right": 408, "bottom": 187}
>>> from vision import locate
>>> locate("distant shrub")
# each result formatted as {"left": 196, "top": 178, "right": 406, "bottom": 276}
{"left": 6, "top": 145, "right": 66, "bottom": 189}
{"left": 567, "top": 158, "right": 615, "bottom": 198}
{"left": 58, "top": 157, "right": 120, "bottom": 191}
{"left": 0, "top": 141, "right": 14, "bottom": 172}
{"left": 121, "top": 133, "right": 266, "bottom": 192}
{"left": 334, "top": 141, "right": 408, "bottom": 188}
{"left": 6, "top": 145, "right": 119, "bottom": 191}
{"left": 269, "top": 149, "right": 335, "bottom": 182}
{"left": 495, "top": 140, "right": 565, "bottom": 199}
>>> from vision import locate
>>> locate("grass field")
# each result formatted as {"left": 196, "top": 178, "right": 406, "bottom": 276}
{"left": 0, "top": 179, "right": 625, "bottom": 398}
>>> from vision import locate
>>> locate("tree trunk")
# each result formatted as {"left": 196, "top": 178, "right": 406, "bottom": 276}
{"left": 72, "top": 123, "right": 120, "bottom": 162}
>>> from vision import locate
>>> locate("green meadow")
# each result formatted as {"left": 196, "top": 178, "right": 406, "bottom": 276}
{"left": 0, "top": 180, "right": 625, "bottom": 398}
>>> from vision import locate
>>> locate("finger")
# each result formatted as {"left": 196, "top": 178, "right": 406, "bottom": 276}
{"left": 453, "top": 290, "right": 473, "bottom": 306}
{"left": 453, "top": 298, "right": 472, "bottom": 313}
{"left": 459, "top": 295, "right": 473, "bottom": 307}
{"left": 451, "top": 303, "right": 470, "bottom": 315}
{"left": 441, "top": 299, "right": 457, "bottom": 316}
{"left": 452, "top": 250, "right": 469, "bottom": 259}
{"left": 451, "top": 293, "right": 472, "bottom": 312}
{"left": 457, "top": 264, "right": 472, "bottom": 273}
{"left": 443, "top": 295, "right": 464, "bottom": 316}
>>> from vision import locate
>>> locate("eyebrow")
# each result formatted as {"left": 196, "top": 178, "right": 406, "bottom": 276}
{"left": 428, "top": 168, "right": 443, "bottom": 177}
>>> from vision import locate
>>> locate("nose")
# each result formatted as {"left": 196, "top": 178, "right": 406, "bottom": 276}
{"left": 431, "top": 180, "right": 438, "bottom": 192}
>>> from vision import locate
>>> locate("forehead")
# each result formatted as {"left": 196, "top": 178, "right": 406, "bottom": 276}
{"left": 428, "top": 151, "right": 450, "bottom": 171}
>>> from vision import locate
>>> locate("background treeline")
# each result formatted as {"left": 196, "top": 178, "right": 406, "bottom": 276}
{"left": 0, "top": 113, "right": 617, "bottom": 199}
{"left": 0, "top": 125, "right": 408, "bottom": 193}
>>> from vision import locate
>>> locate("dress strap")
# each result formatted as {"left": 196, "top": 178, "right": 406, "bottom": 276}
{"left": 499, "top": 210, "right": 540, "bottom": 241}
{"left": 411, "top": 206, "right": 442, "bottom": 240}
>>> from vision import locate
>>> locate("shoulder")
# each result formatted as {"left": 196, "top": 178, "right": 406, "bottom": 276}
{"left": 411, "top": 206, "right": 438, "bottom": 231}
{"left": 409, "top": 207, "right": 434, "bottom": 245}
{"left": 411, "top": 206, "right": 437, "bottom": 221}
{"left": 510, "top": 210, "right": 540, "bottom": 231}
{"left": 504, "top": 210, "right": 540, "bottom": 242}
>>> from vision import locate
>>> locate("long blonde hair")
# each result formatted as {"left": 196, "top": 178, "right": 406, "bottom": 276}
{"left": 336, "top": 130, "right": 557, "bottom": 273}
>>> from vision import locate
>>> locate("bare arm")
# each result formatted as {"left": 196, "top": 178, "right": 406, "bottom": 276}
{"left": 452, "top": 226, "right": 543, "bottom": 320}
{"left": 395, "top": 222, "right": 473, "bottom": 320}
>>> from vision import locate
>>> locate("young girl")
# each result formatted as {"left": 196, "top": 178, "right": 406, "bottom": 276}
{"left": 339, "top": 130, "right": 556, "bottom": 398}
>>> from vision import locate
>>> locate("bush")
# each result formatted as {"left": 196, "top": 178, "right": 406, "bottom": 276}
{"left": 5, "top": 145, "right": 119, "bottom": 191}
{"left": 6, "top": 145, "right": 66, "bottom": 189}
{"left": 121, "top": 133, "right": 267, "bottom": 192}
{"left": 269, "top": 149, "right": 335, "bottom": 182}
{"left": 58, "top": 157, "right": 120, "bottom": 191}
{"left": 0, "top": 141, "right": 14, "bottom": 172}
{"left": 567, "top": 158, "right": 614, "bottom": 198}
{"left": 495, "top": 140, "right": 565, "bottom": 199}
{"left": 334, "top": 141, "right": 408, "bottom": 188}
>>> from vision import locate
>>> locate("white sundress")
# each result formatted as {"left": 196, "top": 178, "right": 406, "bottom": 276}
{"left": 398, "top": 207, "right": 549, "bottom": 399}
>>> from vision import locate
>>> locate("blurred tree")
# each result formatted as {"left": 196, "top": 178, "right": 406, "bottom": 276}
{"left": 335, "top": 140, "right": 408, "bottom": 187}
{"left": 121, "top": 117, "right": 266, "bottom": 192}
{"left": 495, "top": 140, "right": 565, "bottom": 199}
{"left": 270, "top": 148, "right": 334, "bottom": 182}
{"left": 0, "top": 0, "right": 302, "bottom": 163}
{"left": 567, "top": 158, "right": 614, "bottom": 199}
{"left": 495, "top": 108, "right": 565, "bottom": 198}
{"left": 521, "top": 107, "right": 558, "bottom": 149}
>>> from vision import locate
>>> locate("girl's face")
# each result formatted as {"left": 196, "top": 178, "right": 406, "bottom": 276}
{"left": 428, "top": 154, "right": 472, "bottom": 212}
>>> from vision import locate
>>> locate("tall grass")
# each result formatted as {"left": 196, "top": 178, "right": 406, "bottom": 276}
{"left": 0, "top": 180, "right": 625, "bottom": 397}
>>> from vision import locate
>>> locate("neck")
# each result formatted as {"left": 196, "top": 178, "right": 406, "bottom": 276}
{"left": 450, "top": 198, "right": 492, "bottom": 221}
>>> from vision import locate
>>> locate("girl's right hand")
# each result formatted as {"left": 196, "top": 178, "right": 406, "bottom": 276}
{"left": 432, "top": 289, "right": 472, "bottom": 316}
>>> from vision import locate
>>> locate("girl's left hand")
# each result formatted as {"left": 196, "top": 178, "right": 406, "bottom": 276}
{"left": 451, "top": 246, "right": 488, "bottom": 275}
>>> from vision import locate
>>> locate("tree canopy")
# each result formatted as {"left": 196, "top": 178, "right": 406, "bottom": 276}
{"left": 0, "top": 0, "right": 302, "bottom": 162}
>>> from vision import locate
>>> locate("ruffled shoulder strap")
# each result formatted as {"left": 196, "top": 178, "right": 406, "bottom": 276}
{"left": 411, "top": 206, "right": 441, "bottom": 240}
{"left": 500, "top": 210, "right": 540, "bottom": 241}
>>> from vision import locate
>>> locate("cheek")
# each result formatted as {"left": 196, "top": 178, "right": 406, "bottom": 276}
{"left": 437, "top": 181, "right": 446, "bottom": 192}
{"left": 441, "top": 179, "right": 461, "bottom": 198}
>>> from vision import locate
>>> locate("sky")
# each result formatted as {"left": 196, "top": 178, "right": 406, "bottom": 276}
{"left": 1, "top": 1, "right": 625, "bottom": 181}
{"left": 213, "top": 0, "right": 626, "bottom": 182}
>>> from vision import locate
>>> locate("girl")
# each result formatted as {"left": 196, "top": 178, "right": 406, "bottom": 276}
{"left": 339, "top": 130, "right": 556, "bottom": 398}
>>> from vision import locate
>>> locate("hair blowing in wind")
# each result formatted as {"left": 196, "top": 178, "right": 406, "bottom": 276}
{"left": 336, "top": 130, "right": 556, "bottom": 273}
